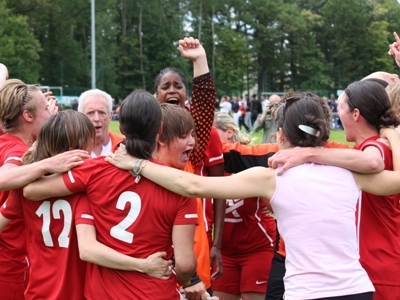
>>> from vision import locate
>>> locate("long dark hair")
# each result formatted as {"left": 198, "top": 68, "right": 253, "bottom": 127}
{"left": 345, "top": 80, "right": 400, "bottom": 131}
{"left": 119, "top": 90, "right": 162, "bottom": 159}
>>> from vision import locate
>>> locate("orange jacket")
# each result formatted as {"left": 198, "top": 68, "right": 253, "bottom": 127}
{"left": 183, "top": 162, "right": 211, "bottom": 289}
{"left": 109, "top": 130, "right": 124, "bottom": 153}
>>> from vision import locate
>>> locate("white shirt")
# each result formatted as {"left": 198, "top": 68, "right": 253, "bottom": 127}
{"left": 91, "top": 138, "right": 112, "bottom": 158}
{"left": 219, "top": 101, "right": 232, "bottom": 114}
{"left": 271, "top": 163, "right": 374, "bottom": 299}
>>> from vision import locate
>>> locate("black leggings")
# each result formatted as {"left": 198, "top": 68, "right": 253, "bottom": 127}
{"left": 265, "top": 253, "right": 285, "bottom": 300}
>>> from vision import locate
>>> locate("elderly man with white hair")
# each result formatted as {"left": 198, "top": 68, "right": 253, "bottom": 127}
{"left": 78, "top": 89, "right": 124, "bottom": 157}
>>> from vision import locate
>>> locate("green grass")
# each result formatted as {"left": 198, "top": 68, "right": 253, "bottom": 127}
{"left": 329, "top": 129, "right": 354, "bottom": 146}
{"left": 250, "top": 127, "right": 352, "bottom": 146}
{"left": 109, "top": 120, "right": 353, "bottom": 146}
{"left": 109, "top": 121, "right": 121, "bottom": 134}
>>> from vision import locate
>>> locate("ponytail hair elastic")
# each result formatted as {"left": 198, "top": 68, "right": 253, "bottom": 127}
{"left": 298, "top": 125, "right": 320, "bottom": 137}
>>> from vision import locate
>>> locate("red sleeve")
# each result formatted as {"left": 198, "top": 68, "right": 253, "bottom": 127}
{"left": 3, "top": 145, "right": 26, "bottom": 166}
{"left": 174, "top": 197, "right": 198, "bottom": 226}
{"left": 204, "top": 127, "right": 224, "bottom": 167}
{"left": 62, "top": 160, "right": 98, "bottom": 193}
{"left": 0, "top": 189, "right": 23, "bottom": 220}
{"left": 75, "top": 194, "right": 95, "bottom": 226}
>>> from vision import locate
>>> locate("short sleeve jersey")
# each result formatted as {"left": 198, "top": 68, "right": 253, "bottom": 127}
{"left": 355, "top": 136, "right": 400, "bottom": 286}
{"left": 221, "top": 193, "right": 276, "bottom": 255}
{"left": 63, "top": 157, "right": 198, "bottom": 300}
{"left": 196, "top": 128, "right": 224, "bottom": 244}
{"left": 0, "top": 134, "right": 29, "bottom": 282}
{"left": 0, "top": 189, "right": 88, "bottom": 299}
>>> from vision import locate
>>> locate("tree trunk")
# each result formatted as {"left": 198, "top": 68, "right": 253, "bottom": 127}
{"left": 138, "top": 2, "right": 146, "bottom": 89}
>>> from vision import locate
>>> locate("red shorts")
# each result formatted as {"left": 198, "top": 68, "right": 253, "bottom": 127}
{"left": 373, "top": 284, "right": 400, "bottom": 300}
{"left": 212, "top": 249, "right": 274, "bottom": 295}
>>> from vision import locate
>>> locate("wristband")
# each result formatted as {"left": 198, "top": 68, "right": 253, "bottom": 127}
{"left": 212, "top": 244, "right": 221, "bottom": 249}
{"left": 182, "top": 272, "right": 201, "bottom": 289}
{"left": 130, "top": 159, "right": 148, "bottom": 183}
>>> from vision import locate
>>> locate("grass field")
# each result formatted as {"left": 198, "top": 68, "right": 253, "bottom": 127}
{"left": 110, "top": 120, "right": 353, "bottom": 146}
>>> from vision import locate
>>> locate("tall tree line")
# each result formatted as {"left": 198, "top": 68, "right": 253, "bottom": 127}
{"left": 1, "top": 0, "right": 400, "bottom": 98}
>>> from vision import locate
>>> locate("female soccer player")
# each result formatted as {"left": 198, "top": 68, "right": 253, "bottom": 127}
{"left": 23, "top": 90, "right": 198, "bottom": 300}
{"left": 105, "top": 92, "right": 400, "bottom": 300}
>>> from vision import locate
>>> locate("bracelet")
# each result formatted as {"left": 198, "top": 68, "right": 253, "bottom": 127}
{"left": 212, "top": 244, "right": 221, "bottom": 249}
{"left": 130, "top": 159, "right": 148, "bottom": 183}
{"left": 182, "top": 272, "right": 202, "bottom": 289}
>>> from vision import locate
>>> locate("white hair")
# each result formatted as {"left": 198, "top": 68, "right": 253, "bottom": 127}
{"left": 78, "top": 89, "right": 113, "bottom": 113}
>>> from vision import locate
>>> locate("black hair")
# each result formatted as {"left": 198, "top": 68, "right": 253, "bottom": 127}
{"left": 274, "top": 92, "right": 330, "bottom": 147}
{"left": 345, "top": 80, "right": 400, "bottom": 131}
{"left": 154, "top": 67, "right": 188, "bottom": 93}
{"left": 362, "top": 78, "right": 389, "bottom": 88}
{"left": 119, "top": 90, "right": 162, "bottom": 159}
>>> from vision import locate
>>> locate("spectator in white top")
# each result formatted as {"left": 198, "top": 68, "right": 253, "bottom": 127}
{"left": 219, "top": 95, "right": 232, "bottom": 114}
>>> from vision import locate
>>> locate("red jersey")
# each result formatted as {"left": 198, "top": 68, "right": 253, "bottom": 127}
{"left": 0, "top": 189, "right": 88, "bottom": 300}
{"left": 0, "top": 134, "right": 29, "bottom": 282}
{"left": 196, "top": 127, "right": 224, "bottom": 244}
{"left": 64, "top": 157, "right": 198, "bottom": 300}
{"left": 222, "top": 195, "right": 276, "bottom": 255}
{"left": 355, "top": 136, "right": 400, "bottom": 286}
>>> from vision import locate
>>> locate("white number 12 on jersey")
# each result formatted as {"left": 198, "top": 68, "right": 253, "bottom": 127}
{"left": 36, "top": 200, "right": 72, "bottom": 248}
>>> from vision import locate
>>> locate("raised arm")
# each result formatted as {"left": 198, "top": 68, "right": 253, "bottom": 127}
{"left": 0, "top": 150, "right": 88, "bottom": 191}
{"left": 76, "top": 224, "right": 172, "bottom": 279}
{"left": 180, "top": 37, "right": 216, "bottom": 173}
{"left": 388, "top": 32, "right": 400, "bottom": 68}
{"left": 178, "top": 37, "right": 209, "bottom": 77}
{"left": 268, "top": 146, "right": 384, "bottom": 176}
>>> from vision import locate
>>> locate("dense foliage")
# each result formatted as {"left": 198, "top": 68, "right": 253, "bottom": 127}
{"left": 2, "top": 0, "right": 400, "bottom": 98}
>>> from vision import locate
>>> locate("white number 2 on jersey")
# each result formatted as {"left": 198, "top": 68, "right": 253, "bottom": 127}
{"left": 36, "top": 200, "right": 72, "bottom": 248}
{"left": 110, "top": 191, "right": 142, "bottom": 243}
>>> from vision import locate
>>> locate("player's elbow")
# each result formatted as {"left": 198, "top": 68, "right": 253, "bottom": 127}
{"left": 22, "top": 186, "right": 40, "bottom": 200}
{"left": 175, "top": 254, "right": 197, "bottom": 282}
{"left": 78, "top": 244, "right": 93, "bottom": 263}
{"left": 185, "top": 181, "right": 204, "bottom": 198}
{"left": 368, "top": 157, "right": 385, "bottom": 173}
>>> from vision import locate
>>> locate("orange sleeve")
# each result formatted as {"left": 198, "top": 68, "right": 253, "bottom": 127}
{"left": 325, "top": 141, "right": 351, "bottom": 149}
{"left": 222, "top": 142, "right": 278, "bottom": 173}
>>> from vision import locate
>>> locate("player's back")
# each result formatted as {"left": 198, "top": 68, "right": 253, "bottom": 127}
{"left": 63, "top": 158, "right": 197, "bottom": 300}
{"left": 3, "top": 189, "right": 87, "bottom": 299}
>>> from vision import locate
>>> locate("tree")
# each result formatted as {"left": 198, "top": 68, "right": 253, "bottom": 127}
{"left": 0, "top": 0, "right": 41, "bottom": 83}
